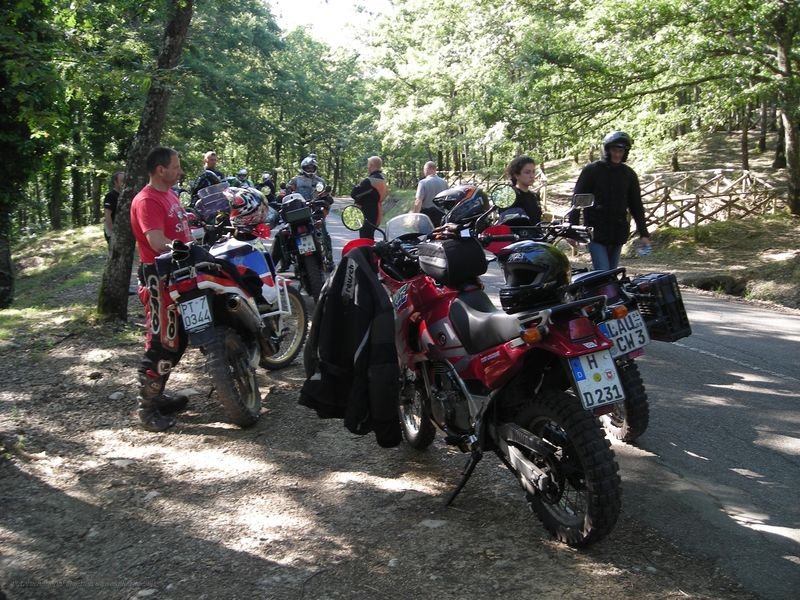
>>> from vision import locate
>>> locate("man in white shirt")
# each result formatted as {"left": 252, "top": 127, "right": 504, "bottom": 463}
{"left": 412, "top": 161, "right": 448, "bottom": 225}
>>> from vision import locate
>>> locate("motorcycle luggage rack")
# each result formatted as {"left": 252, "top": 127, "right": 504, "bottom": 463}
{"left": 515, "top": 294, "right": 608, "bottom": 328}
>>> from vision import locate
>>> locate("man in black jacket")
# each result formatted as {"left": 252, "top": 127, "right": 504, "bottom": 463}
{"left": 570, "top": 131, "right": 650, "bottom": 269}
{"left": 350, "top": 156, "right": 387, "bottom": 240}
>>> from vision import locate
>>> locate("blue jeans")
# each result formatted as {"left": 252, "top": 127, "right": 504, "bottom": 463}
{"left": 588, "top": 242, "right": 622, "bottom": 270}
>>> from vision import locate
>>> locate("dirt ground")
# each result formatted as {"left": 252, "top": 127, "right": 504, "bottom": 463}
{"left": 1, "top": 273, "right": 766, "bottom": 600}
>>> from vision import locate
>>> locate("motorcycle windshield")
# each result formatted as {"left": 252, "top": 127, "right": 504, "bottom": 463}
{"left": 385, "top": 213, "right": 434, "bottom": 241}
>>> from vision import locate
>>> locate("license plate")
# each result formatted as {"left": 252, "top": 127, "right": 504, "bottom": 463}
{"left": 569, "top": 350, "right": 625, "bottom": 410}
{"left": 599, "top": 309, "right": 651, "bottom": 358}
{"left": 296, "top": 234, "right": 315, "bottom": 255}
{"left": 179, "top": 296, "right": 212, "bottom": 332}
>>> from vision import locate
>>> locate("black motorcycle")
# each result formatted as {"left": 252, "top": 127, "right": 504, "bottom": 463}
{"left": 271, "top": 183, "right": 333, "bottom": 301}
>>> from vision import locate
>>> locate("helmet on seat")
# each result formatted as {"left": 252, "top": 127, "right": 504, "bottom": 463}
{"left": 433, "top": 185, "right": 491, "bottom": 227}
{"left": 496, "top": 241, "right": 570, "bottom": 313}
{"left": 225, "top": 187, "right": 267, "bottom": 227}
{"left": 300, "top": 155, "right": 318, "bottom": 174}
{"left": 602, "top": 131, "right": 633, "bottom": 162}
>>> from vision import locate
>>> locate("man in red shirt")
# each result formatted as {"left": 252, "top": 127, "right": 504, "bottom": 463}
{"left": 130, "top": 146, "right": 192, "bottom": 431}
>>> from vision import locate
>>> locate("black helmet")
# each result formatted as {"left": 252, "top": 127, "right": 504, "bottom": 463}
{"left": 434, "top": 185, "right": 491, "bottom": 226}
{"left": 602, "top": 131, "right": 633, "bottom": 162}
{"left": 300, "top": 155, "right": 318, "bottom": 174}
{"left": 496, "top": 241, "right": 570, "bottom": 313}
{"left": 194, "top": 169, "right": 221, "bottom": 192}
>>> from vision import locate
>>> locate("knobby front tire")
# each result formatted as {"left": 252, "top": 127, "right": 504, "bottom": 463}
{"left": 260, "top": 285, "right": 309, "bottom": 370}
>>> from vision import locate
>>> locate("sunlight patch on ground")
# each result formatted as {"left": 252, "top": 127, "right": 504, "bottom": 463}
{"left": 760, "top": 249, "right": 798, "bottom": 261}
{"left": 729, "top": 468, "right": 764, "bottom": 479}
{"left": 327, "top": 470, "right": 442, "bottom": 495}
{"left": 753, "top": 429, "right": 800, "bottom": 456}
{"left": 726, "top": 508, "right": 800, "bottom": 544}
{"left": 89, "top": 429, "right": 278, "bottom": 476}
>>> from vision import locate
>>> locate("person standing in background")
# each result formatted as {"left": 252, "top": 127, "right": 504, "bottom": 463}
{"left": 103, "top": 171, "right": 125, "bottom": 247}
{"left": 412, "top": 161, "right": 448, "bottom": 225}
{"left": 570, "top": 131, "right": 650, "bottom": 270}
{"left": 351, "top": 156, "right": 387, "bottom": 240}
{"left": 504, "top": 155, "right": 542, "bottom": 224}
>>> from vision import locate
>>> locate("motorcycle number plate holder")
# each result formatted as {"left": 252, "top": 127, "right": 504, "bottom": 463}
{"left": 568, "top": 350, "right": 625, "bottom": 410}
{"left": 598, "top": 309, "right": 651, "bottom": 358}
{"left": 179, "top": 296, "right": 212, "bottom": 332}
{"left": 296, "top": 234, "right": 315, "bottom": 255}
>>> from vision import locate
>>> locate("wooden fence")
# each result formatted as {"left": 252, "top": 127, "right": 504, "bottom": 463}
{"left": 637, "top": 169, "right": 784, "bottom": 230}
{"left": 393, "top": 168, "right": 785, "bottom": 233}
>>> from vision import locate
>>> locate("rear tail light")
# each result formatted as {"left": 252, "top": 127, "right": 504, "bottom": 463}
{"left": 568, "top": 317, "right": 595, "bottom": 341}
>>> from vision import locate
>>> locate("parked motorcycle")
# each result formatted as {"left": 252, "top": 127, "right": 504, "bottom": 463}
{"left": 271, "top": 182, "right": 333, "bottom": 301}
{"left": 335, "top": 201, "right": 623, "bottom": 547}
{"left": 152, "top": 187, "right": 308, "bottom": 427}
{"left": 191, "top": 185, "right": 309, "bottom": 371}
{"left": 479, "top": 185, "right": 691, "bottom": 443}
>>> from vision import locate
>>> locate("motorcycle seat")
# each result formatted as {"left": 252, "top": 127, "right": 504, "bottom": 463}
{"left": 450, "top": 289, "right": 523, "bottom": 355}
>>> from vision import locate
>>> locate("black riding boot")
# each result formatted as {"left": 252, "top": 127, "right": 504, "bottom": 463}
{"left": 155, "top": 373, "right": 189, "bottom": 414}
{"left": 137, "top": 373, "right": 177, "bottom": 432}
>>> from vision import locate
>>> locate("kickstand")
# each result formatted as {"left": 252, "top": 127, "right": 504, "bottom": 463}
{"left": 445, "top": 449, "right": 482, "bottom": 506}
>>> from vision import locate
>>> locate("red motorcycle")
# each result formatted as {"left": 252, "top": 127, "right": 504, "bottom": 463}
{"left": 480, "top": 186, "right": 690, "bottom": 443}
{"left": 337, "top": 196, "right": 624, "bottom": 547}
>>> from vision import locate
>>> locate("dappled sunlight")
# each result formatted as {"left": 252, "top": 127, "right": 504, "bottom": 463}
{"left": 729, "top": 467, "right": 765, "bottom": 479}
{"left": 725, "top": 507, "right": 800, "bottom": 544}
{"left": 753, "top": 429, "right": 800, "bottom": 456}
{"left": 683, "top": 450, "right": 710, "bottom": 461}
{"left": 89, "top": 428, "right": 279, "bottom": 476}
{"left": 327, "top": 470, "right": 443, "bottom": 496}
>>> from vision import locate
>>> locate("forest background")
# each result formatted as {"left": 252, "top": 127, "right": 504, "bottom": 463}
{"left": 1, "top": 0, "right": 799, "bottom": 313}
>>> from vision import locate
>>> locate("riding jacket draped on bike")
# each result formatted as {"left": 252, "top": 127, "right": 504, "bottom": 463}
{"left": 300, "top": 246, "right": 401, "bottom": 447}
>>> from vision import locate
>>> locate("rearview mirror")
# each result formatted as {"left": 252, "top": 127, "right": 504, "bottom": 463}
{"left": 341, "top": 205, "right": 365, "bottom": 231}
{"left": 490, "top": 184, "right": 516, "bottom": 209}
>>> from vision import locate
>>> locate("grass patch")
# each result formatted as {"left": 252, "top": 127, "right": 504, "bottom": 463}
{"left": 13, "top": 225, "right": 107, "bottom": 309}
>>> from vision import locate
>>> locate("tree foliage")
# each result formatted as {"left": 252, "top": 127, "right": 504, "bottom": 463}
{"left": 2, "top": 0, "right": 798, "bottom": 309}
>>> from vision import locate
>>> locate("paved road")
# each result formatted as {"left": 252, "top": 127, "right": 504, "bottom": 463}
{"left": 325, "top": 205, "right": 800, "bottom": 599}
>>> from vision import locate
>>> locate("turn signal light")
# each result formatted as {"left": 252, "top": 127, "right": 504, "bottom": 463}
{"left": 610, "top": 305, "right": 629, "bottom": 320}
{"left": 521, "top": 326, "right": 544, "bottom": 344}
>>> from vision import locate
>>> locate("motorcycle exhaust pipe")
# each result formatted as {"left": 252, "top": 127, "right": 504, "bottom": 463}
{"left": 226, "top": 295, "right": 263, "bottom": 333}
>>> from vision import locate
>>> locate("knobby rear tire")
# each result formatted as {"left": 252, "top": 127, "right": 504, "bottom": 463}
{"left": 299, "top": 253, "right": 325, "bottom": 302}
{"left": 206, "top": 326, "right": 261, "bottom": 427}
{"left": 601, "top": 361, "right": 649, "bottom": 443}
{"left": 513, "top": 389, "right": 621, "bottom": 547}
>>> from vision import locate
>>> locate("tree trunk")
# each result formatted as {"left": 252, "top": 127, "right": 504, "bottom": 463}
{"left": 49, "top": 152, "right": 65, "bottom": 230}
{"left": 91, "top": 174, "right": 102, "bottom": 223}
{"left": 671, "top": 149, "right": 680, "bottom": 172}
{"left": 780, "top": 109, "right": 800, "bottom": 215}
{"left": 71, "top": 164, "right": 83, "bottom": 227}
{"left": 758, "top": 98, "right": 768, "bottom": 153}
{"left": 97, "top": 0, "right": 194, "bottom": 321}
{"left": 774, "top": 9, "right": 799, "bottom": 215}
{"left": 741, "top": 104, "right": 750, "bottom": 171}
{"left": 773, "top": 119, "right": 787, "bottom": 168}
